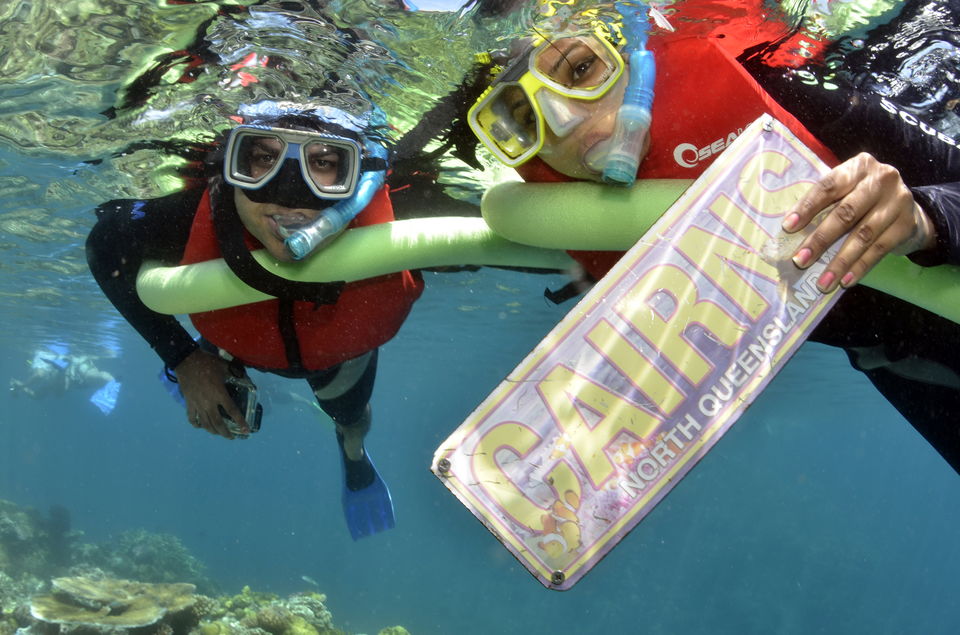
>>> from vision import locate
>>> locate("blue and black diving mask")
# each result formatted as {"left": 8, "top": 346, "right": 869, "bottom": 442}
{"left": 222, "top": 101, "right": 390, "bottom": 258}
{"left": 224, "top": 99, "right": 388, "bottom": 209}
{"left": 224, "top": 124, "right": 364, "bottom": 211}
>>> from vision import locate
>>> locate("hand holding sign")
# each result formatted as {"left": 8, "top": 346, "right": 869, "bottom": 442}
{"left": 781, "top": 152, "right": 937, "bottom": 292}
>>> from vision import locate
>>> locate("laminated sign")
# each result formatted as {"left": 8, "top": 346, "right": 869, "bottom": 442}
{"left": 432, "top": 115, "right": 844, "bottom": 590}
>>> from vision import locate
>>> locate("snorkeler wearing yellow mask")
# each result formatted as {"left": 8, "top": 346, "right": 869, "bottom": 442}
{"left": 461, "top": 5, "right": 960, "bottom": 472}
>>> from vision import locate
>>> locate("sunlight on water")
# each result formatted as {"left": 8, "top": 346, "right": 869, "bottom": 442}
{"left": 0, "top": 0, "right": 953, "bottom": 338}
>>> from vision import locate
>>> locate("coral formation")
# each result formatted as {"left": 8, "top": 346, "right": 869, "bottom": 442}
{"left": 283, "top": 594, "right": 333, "bottom": 633}
{"left": 0, "top": 616, "right": 16, "bottom": 635}
{"left": 73, "top": 529, "right": 218, "bottom": 595}
{"left": 217, "top": 586, "right": 278, "bottom": 617}
{"left": 0, "top": 571, "right": 42, "bottom": 615}
{"left": 0, "top": 499, "right": 412, "bottom": 635}
{"left": 188, "top": 595, "right": 216, "bottom": 623}
{"left": 204, "top": 588, "right": 339, "bottom": 635}
{"left": 29, "top": 576, "right": 197, "bottom": 629}
{"left": 0, "top": 499, "right": 216, "bottom": 595}
{"left": 0, "top": 500, "right": 76, "bottom": 581}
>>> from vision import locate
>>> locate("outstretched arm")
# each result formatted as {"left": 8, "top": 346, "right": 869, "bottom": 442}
{"left": 743, "top": 51, "right": 960, "bottom": 286}
{"left": 86, "top": 189, "right": 202, "bottom": 369}
{"left": 86, "top": 188, "right": 250, "bottom": 438}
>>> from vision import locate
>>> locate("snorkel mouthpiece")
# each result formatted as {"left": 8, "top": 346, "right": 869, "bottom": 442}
{"left": 602, "top": 48, "right": 655, "bottom": 186}
{"left": 284, "top": 139, "right": 387, "bottom": 260}
{"left": 284, "top": 213, "right": 339, "bottom": 258}
{"left": 600, "top": 2, "right": 656, "bottom": 187}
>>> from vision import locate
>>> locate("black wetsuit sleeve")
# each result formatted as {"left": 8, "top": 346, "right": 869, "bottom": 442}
{"left": 744, "top": 61, "right": 960, "bottom": 265}
{"left": 85, "top": 189, "right": 205, "bottom": 369}
{"left": 909, "top": 182, "right": 960, "bottom": 266}
{"left": 801, "top": 89, "right": 960, "bottom": 267}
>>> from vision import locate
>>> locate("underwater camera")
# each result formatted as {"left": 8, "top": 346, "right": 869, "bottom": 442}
{"left": 221, "top": 375, "right": 263, "bottom": 439}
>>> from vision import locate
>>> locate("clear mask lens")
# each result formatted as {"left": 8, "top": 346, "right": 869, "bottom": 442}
{"left": 230, "top": 132, "right": 284, "bottom": 185}
{"left": 536, "top": 88, "right": 590, "bottom": 137}
{"left": 225, "top": 127, "right": 361, "bottom": 200}
{"left": 531, "top": 34, "right": 621, "bottom": 95}
{"left": 472, "top": 84, "right": 540, "bottom": 163}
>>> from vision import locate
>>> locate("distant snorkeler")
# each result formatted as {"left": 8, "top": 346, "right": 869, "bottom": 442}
{"left": 10, "top": 344, "right": 121, "bottom": 415}
{"left": 87, "top": 99, "right": 423, "bottom": 540}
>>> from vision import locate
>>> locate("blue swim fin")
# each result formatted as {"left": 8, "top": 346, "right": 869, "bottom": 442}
{"left": 90, "top": 379, "right": 121, "bottom": 415}
{"left": 337, "top": 433, "right": 396, "bottom": 540}
{"left": 45, "top": 342, "right": 70, "bottom": 359}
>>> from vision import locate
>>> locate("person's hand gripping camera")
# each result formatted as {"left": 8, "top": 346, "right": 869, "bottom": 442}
{"left": 174, "top": 350, "right": 263, "bottom": 439}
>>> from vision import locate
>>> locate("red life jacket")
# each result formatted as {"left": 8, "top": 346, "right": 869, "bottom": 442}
{"left": 517, "top": 35, "right": 839, "bottom": 281}
{"left": 664, "top": 0, "right": 843, "bottom": 68}
{"left": 181, "top": 188, "right": 424, "bottom": 371}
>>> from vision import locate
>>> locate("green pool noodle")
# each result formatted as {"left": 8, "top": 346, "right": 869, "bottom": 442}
{"left": 482, "top": 180, "right": 960, "bottom": 325}
{"left": 480, "top": 179, "right": 694, "bottom": 250}
{"left": 138, "top": 180, "right": 960, "bottom": 325}
{"left": 136, "top": 216, "right": 575, "bottom": 314}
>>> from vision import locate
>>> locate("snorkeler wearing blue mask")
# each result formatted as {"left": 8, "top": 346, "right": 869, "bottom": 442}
{"left": 222, "top": 102, "right": 393, "bottom": 260}
{"left": 87, "top": 100, "right": 423, "bottom": 540}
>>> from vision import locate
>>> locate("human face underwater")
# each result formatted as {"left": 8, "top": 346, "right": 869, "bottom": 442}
{"left": 536, "top": 60, "right": 642, "bottom": 182}
{"left": 469, "top": 32, "right": 648, "bottom": 181}
{"left": 225, "top": 122, "right": 365, "bottom": 261}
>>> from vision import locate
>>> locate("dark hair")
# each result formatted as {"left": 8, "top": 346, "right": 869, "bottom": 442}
{"left": 390, "top": 51, "right": 508, "bottom": 177}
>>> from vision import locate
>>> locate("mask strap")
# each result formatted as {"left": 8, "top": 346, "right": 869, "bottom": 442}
{"left": 212, "top": 186, "right": 345, "bottom": 305}
{"left": 360, "top": 156, "right": 388, "bottom": 171}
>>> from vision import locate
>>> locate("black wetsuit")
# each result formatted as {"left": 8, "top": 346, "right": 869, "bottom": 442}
{"left": 87, "top": 190, "right": 202, "bottom": 371}
{"left": 737, "top": 0, "right": 960, "bottom": 472}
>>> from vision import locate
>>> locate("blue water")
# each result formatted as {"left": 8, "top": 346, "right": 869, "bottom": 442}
{"left": 1, "top": 1, "right": 959, "bottom": 634}
{"left": 3, "top": 265, "right": 959, "bottom": 634}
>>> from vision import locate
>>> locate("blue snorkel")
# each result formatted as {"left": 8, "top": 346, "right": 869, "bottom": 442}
{"left": 284, "top": 138, "right": 388, "bottom": 260}
{"left": 601, "top": 2, "right": 656, "bottom": 187}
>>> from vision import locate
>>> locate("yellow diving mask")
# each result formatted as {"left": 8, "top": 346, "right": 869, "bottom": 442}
{"left": 468, "top": 32, "right": 625, "bottom": 167}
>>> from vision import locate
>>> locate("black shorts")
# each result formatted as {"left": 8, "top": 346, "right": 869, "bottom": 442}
{"left": 198, "top": 338, "right": 378, "bottom": 426}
